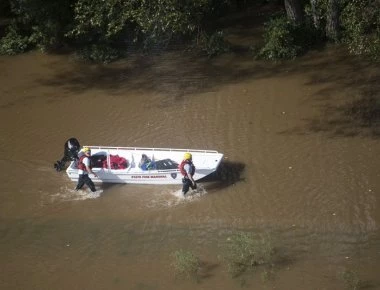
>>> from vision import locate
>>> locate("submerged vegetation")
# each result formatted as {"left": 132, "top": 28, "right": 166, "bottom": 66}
{"left": 0, "top": 0, "right": 379, "bottom": 61}
{"left": 169, "top": 233, "right": 367, "bottom": 288}
{"left": 222, "top": 232, "right": 275, "bottom": 277}
{"left": 170, "top": 233, "right": 276, "bottom": 285}
{"left": 341, "top": 269, "right": 362, "bottom": 290}
{"left": 170, "top": 249, "right": 201, "bottom": 280}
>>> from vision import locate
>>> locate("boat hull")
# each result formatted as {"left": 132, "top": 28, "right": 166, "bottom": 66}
{"left": 66, "top": 146, "right": 223, "bottom": 185}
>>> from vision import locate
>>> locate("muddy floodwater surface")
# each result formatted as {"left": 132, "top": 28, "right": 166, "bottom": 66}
{"left": 0, "top": 45, "right": 380, "bottom": 290}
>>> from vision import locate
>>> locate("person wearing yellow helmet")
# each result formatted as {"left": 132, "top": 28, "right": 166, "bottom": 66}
{"left": 82, "top": 147, "right": 91, "bottom": 154}
{"left": 179, "top": 152, "right": 197, "bottom": 195}
{"left": 183, "top": 152, "right": 192, "bottom": 160}
{"left": 75, "top": 146, "right": 98, "bottom": 192}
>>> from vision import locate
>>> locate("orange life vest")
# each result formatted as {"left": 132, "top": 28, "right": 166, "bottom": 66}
{"left": 77, "top": 155, "right": 91, "bottom": 171}
{"left": 179, "top": 160, "right": 195, "bottom": 177}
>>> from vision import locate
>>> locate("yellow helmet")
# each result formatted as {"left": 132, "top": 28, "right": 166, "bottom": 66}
{"left": 82, "top": 147, "right": 91, "bottom": 153}
{"left": 184, "top": 152, "right": 192, "bottom": 160}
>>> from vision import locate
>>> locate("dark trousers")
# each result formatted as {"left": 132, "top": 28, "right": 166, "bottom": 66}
{"left": 182, "top": 178, "right": 197, "bottom": 194}
{"left": 75, "top": 174, "right": 96, "bottom": 192}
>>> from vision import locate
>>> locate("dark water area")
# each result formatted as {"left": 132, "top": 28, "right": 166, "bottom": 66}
{"left": 1, "top": 31, "right": 380, "bottom": 289}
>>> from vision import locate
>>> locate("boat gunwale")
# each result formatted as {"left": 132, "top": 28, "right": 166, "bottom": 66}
{"left": 84, "top": 146, "right": 221, "bottom": 154}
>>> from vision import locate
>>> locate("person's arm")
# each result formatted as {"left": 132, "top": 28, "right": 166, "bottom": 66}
{"left": 85, "top": 158, "right": 97, "bottom": 177}
{"left": 86, "top": 165, "right": 97, "bottom": 177}
{"left": 185, "top": 164, "right": 196, "bottom": 185}
{"left": 188, "top": 174, "right": 196, "bottom": 186}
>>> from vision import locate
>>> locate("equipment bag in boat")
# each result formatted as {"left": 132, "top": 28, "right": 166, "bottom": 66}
{"left": 90, "top": 154, "right": 128, "bottom": 169}
{"left": 109, "top": 155, "right": 128, "bottom": 169}
{"left": 154, "top": 159, "right": 178, "bottom": 170}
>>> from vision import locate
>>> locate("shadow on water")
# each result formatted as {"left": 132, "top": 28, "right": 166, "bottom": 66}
{"left": 278, "top": 52, "right": 380, "bottom": 139}
{"left": 35, "top": 53, "right": 283, "bottom": 103}
{"left": 30, "top": 3, "right": 277, "bottom": 101}
{"left": 199, "top": 160, "right": 245, "bottom": 191}
{"left": 33, "top": 46, "right": 377, "bottom": 103}
{"left": 280, "top": 85, "right": 380, "bottom": 139}
{"left": 303, "top": 95, "right": 380, "bottom": 139}
{"left": 11, "top": 33, "right": 377, "bottom": 140}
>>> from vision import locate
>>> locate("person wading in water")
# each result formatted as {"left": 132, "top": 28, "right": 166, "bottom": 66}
{"left": 179, "top": 152, "right": 197, "bottom": 195}
{"left": 75, "top": 147, "right": 98, "bottom": 192}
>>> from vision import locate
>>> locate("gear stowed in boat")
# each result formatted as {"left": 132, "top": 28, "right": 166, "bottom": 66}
{"left": 55, "top": 139, "right": 223, "bottom": 185}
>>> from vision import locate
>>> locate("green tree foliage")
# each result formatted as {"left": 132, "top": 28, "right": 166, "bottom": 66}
{"left": 66, "top": 0, "right": 136, "bottom": 62}
{"left": 257, "top": 14, "right": 319, "bottom": 60}
{"left": 258, "top": 0, "right": 379, "bottom": 61}
{"left": 0, "top": 0, "right": 230, "bottom": 59}
{"left": 68, "top": 0, "right": 213, "bottom": 49}
{"left": 5, "top": 0, "right": 378, "bottom": 62}
{"left": 341, "top": 0, "right": 380, "bottom": 60}
{"left": 9, "top": 0, "right": 75, "bottom": 51}
{"left": 304, "top": 0, "right": 327, "bottom": 32}
{"left": 0, "top": 22, "right": 29, "bottom": 54}
{"left": 258, "top": 16, "right": 301, "bottom": 60}
{"left": 134, "top": 0, "right": 211, "bottom": 49}
{"left": 196, "top": 30, "right": 230, "bottom": 57}
{"left": 66, "top": 0, "right": 226, "bottom": 61}
{"left": 67, "top": 0, "right": 135, "bottom": 43}
{"left": 257, "top": 0, "right": 325, "bottom": 61}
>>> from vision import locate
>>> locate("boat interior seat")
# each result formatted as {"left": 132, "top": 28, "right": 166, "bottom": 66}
{"left": 129, "top": 154, "right": 136, "bottom": 169}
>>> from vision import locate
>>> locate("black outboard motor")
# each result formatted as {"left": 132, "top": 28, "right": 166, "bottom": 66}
{"left": 54, "top": 137, "right": 81, "bottom": 171}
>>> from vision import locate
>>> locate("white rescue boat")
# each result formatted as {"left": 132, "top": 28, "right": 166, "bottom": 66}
{"left": 66, "top": 146, "right": 223, "bottom": 184}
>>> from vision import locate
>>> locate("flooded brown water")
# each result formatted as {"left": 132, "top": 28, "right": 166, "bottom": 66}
{"left": 1, "top": 46, "right": 380, "bottom": 290}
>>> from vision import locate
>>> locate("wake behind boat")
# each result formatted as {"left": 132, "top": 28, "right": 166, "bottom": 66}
{"left": 66, "top": 146, "right": 223, "bottom": 184}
